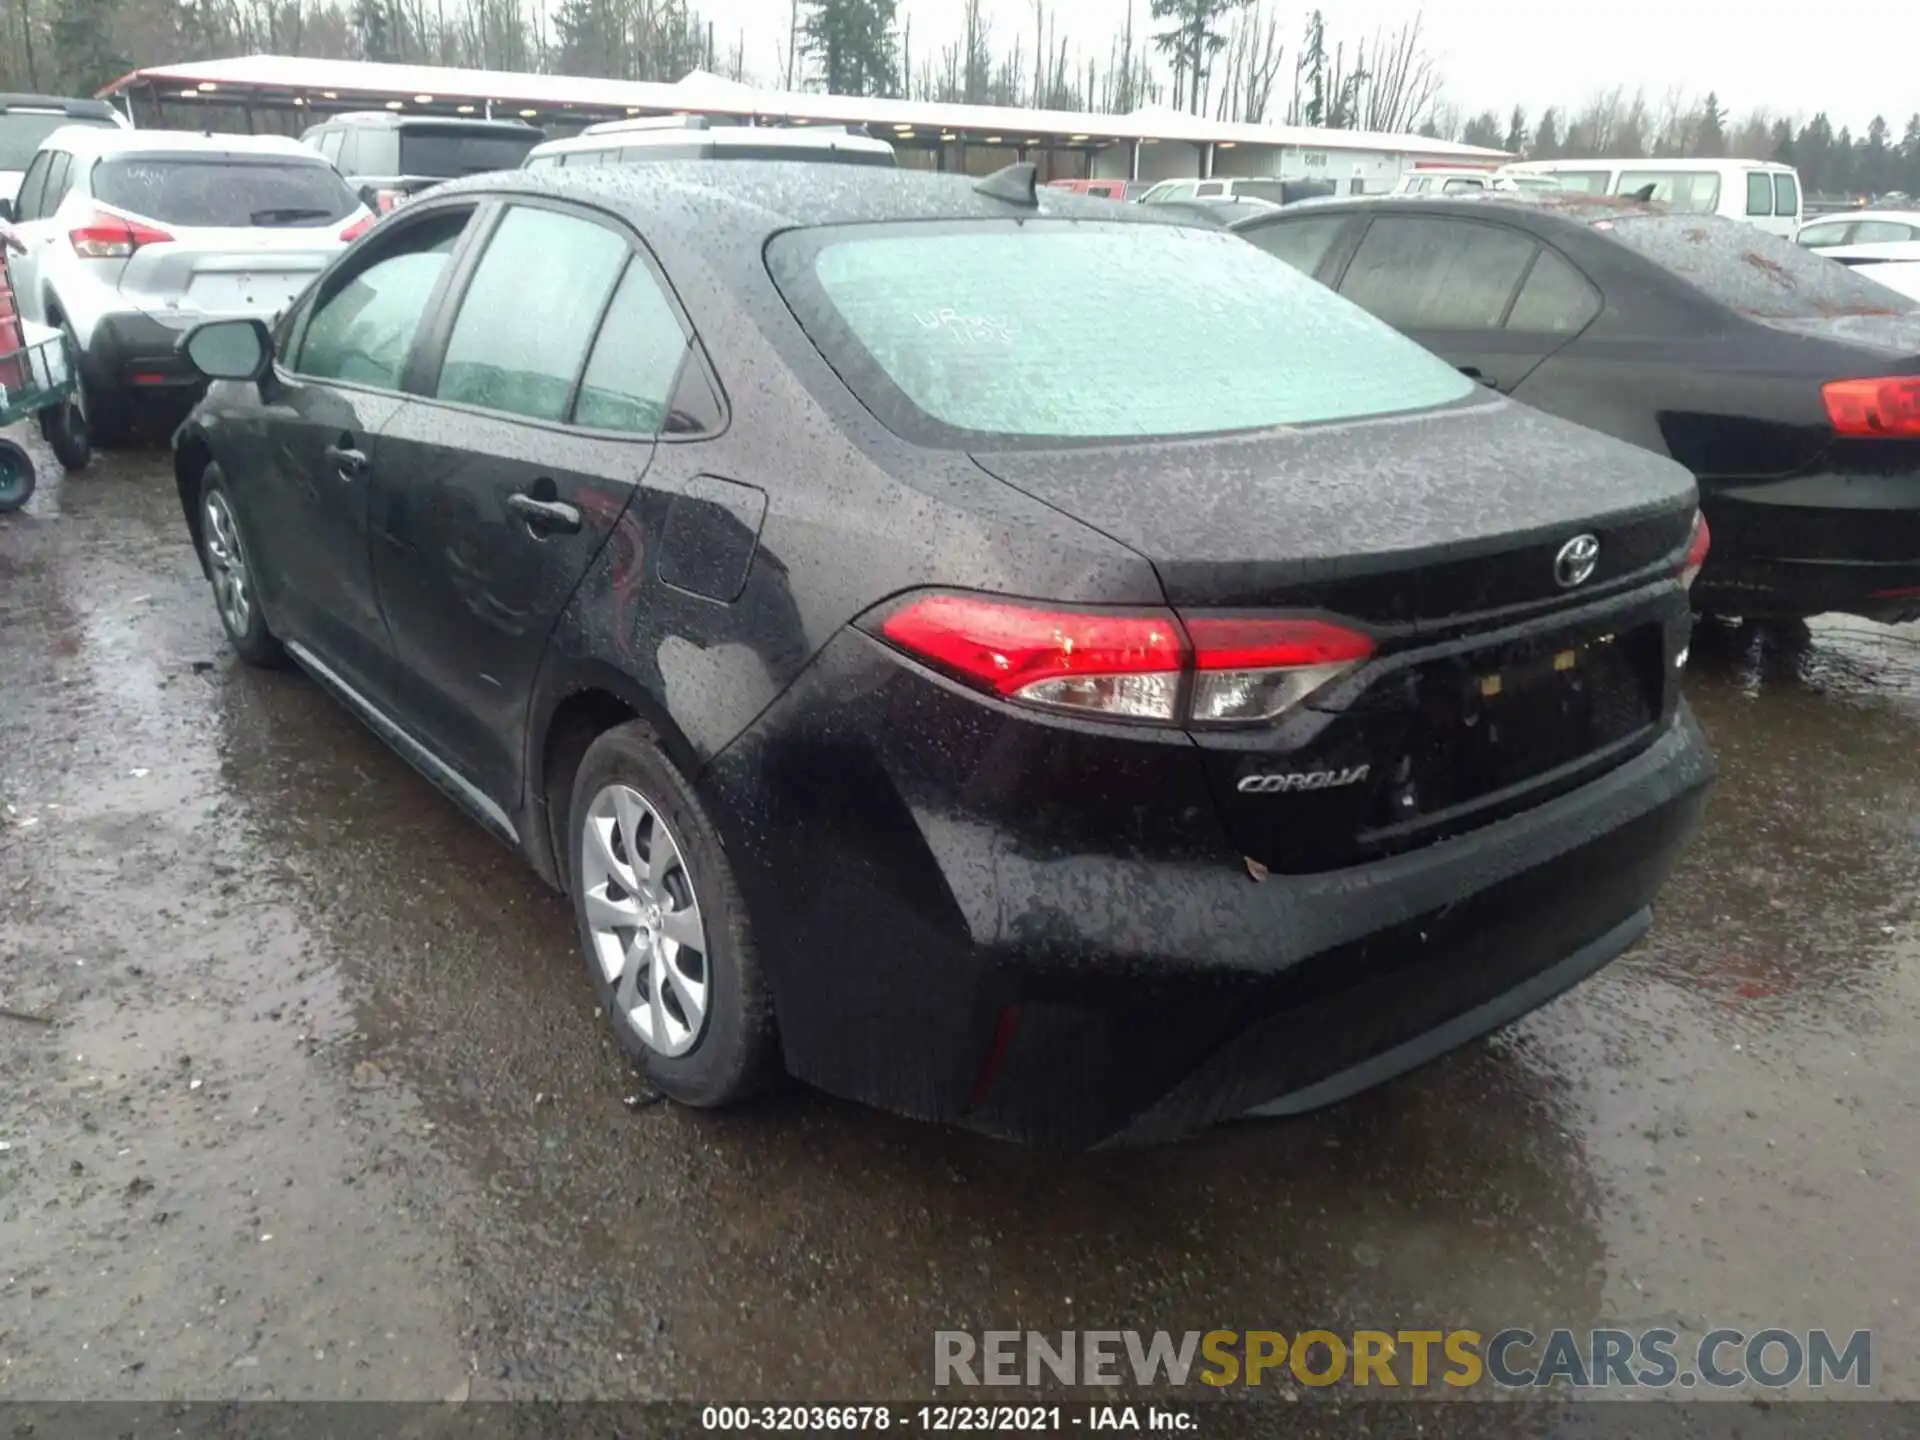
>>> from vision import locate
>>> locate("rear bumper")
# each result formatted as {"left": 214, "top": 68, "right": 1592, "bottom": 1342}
{"left": 79, "top": 312, "right": 202, "bottom": 392}
{"left": 700, "top": 629, "right": 1715, "bottom": 1148}
{"left": 1700, "top": 469, "right": 1920, "bottom": 621}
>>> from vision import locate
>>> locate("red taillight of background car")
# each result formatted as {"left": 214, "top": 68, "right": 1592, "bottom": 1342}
{"left": 340, "top": 214, "right": 376, "bottom": 242}
{"left": 876, "top": 593, "right": 1374, "bottom": 726}
{"left": 1823, "top": 377, "right": 1920, "bottom": 438}
{"left": 1681, "top": 509, "right": 1711, "bottom": 590}
{"left": 69, "top": 211, "right": 175, "bottom": 259}
{"left": 374, "top": 188, "right": 405, "bottom": 213}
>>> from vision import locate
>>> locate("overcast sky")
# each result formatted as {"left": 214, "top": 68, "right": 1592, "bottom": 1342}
{"left": 692, "top": 0, "right": 1918, "bottom": 136}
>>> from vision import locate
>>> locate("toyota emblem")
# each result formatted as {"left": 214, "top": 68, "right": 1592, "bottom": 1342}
{"left": 1553, "top": 534, "right": 1600, "bottom": 589}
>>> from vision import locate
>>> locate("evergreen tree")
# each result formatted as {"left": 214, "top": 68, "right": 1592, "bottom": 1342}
{"left": 1503, "top": 105, "right": 1528, "bottom": 155}
{"left": 1460, "top": 109, "right": 1502, "bottom": 150}
{"left": 1532, "top": 107, "right": 1561, "bottom": 158}
{"left": 801, "top": 0, "right": 899, "bottom": 99}
{"left": 1696, "top": 91, "right": 1725, "bottom": 157}
{"left": 353, "top": 0, "right": 393, "bottom": 60}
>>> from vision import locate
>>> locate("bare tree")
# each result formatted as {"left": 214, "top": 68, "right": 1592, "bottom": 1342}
{"left": 1356, "top": 14, "right": 1439, "bottom": 134}
{"left": 1210, "top": 0, "right": 1282, "bottom": 122}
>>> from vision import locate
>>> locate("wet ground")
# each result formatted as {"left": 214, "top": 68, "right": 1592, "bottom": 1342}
{"left": 2, "top": 439, "right": 1918, "bottom": 1406}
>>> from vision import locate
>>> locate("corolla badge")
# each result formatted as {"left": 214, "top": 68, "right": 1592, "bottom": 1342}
{"left": 1237, "top": 765, "right": 1371, "bottom": 794}
{"left": 1553, "top": 534, "right": 1601, "bottom": 589}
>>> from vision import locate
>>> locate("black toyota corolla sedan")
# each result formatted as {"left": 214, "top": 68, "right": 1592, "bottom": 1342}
{"left": 1231, "top": 193, "right": 1920, "bottom": 625}
{"left": 171, "top": 162, "right": 1714, "bottom": 1148}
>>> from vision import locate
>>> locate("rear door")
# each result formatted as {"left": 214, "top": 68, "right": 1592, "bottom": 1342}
{"left": 1331, "top": 214, "right": 1595, "bottom": 392}
{"left": 245, "top": 203, "right": 480, "bottom": 704}
{"left": 369, "top": 199, "right": 689, "bottom": 806}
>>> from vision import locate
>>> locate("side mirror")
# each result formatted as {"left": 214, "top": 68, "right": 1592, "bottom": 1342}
{"left": 0, "top": 198, "right": 15, "bottom": 225}
{"left": 180, "top": 318, "right": 273, "bottom": 382}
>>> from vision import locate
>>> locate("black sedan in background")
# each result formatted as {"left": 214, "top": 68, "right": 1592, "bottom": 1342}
{"left": 173, "top": 163, "right": 1713, "bottom": 1147}
{"left": 1233, "top": 195, "right": 1920, "bottom": 624}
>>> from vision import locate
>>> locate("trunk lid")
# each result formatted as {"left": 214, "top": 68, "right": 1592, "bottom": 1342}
{"left": 115, "top": 222, "right": 341, "bottom": 322}
{"left": 973, "top": 399, "right": 1697, "bottom": 874}
{"left": 970, "top": 397, "right": 1697, "bottom": 627}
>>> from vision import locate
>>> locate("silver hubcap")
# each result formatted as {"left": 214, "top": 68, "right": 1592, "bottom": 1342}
{"left": 203, "top": 492, "right": 251, "bottom": 635}
{"left": 581, "top": 784, "right": 709, "bottom": 1057}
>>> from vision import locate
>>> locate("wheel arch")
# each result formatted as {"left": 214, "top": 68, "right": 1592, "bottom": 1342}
{"left": 526, "top": 660, "right": 703, "bottom": 893}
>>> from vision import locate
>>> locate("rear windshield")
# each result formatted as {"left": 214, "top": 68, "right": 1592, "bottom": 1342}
{"left": 1598, "top": 213, "right": 1918, "bottom": 318}
{"left": 398, "top": 128, "right": 539, "bottom": 178}
{"left": 92, "top": 157, "right": 359, "bottom": 227}
{"left": 0, "top": 112, "right": 117, "bottom": 169}
{"left": 770, "top": 219, "right": 1478, "bottom": 444}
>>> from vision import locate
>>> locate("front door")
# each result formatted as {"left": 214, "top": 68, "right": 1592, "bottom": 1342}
{"left": 370, "top": 201, "right": 695, "bottom": 809}
{"left": 247, "top": 204, "right": 478, "bottom": 704}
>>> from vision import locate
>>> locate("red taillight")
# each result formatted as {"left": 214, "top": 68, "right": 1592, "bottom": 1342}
{"left": 880, "top": 593, "right": 1185, "bottom": 721}
{"left": 875, "top": 593, "right": 1374, "bottom": 726}
{"left": 340, "top": 214, "right": 376, "bottom": 242}
{"left": 1681, "top": 510, "right": 1711, "bottom": 590}
{"left": 374, "top": 188, "right": 404, "bottom": 213}
{"left": 1823, "top": 377, "right": 1920, "bottom": 438}
{"left": 69, "top": 212, "right": 174, "bottom": 259}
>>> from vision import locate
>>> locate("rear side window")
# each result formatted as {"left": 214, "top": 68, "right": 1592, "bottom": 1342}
{"left": 573, "top": 263, "right": 691, "bottom": 434}
{"left": 435, "top": 205, "right": 628, "bottom": 422}
{"left": 770, "top": 220, "right": 1476, "bottom": 443}
{"left": 398, "top": 127, "right": 539, "bottom": 179}
{"left": 1773, "top": 174, "right": 1799, "bottom": 219}
{"left": 1853, "top": 221, "right": 1919, "bottom": 243}
{"left": 1505, "top": 249, "right": 1601, "bottom": 334}
{"left": 1238, "top": 216, "right": 1346, "bottom": 275}
{"left": 1746, "top": 174, "right": 1772, "bottom": 217}
{"left": 1616, "top": 171, "right": 1722, "bottom": 215}
{"left": 1441, "top": 177, "right": 1485, "bottom": 194}
{"left": 296, "top": 214, "right": 467, "bottom": 388}
{"left": 1339, "top": 217, "right": 1537, "bottom": 330}
{"left": 1598, "top": 213, "right": 1916, "bottom": 318}
{"left": 39, "top": 153, "right": 72, "bottom": 213}
{"left": 92, "top": 158, "right": 359, "bottom": 227}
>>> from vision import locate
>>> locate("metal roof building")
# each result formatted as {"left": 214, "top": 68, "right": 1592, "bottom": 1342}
{"left": 98, "top": 55, "right": 1507, "bottom": 192}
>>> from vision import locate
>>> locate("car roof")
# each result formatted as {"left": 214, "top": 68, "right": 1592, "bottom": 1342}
{"left": 318, "top": 110, "right": 540, "bottom": 132}
{"left": 41, "top": 125, "right": 326, "bottom": 160}
{"left": 0, "top": 92, "right": 119, "bottom": 117}
{"left": 1503, "top": 156, "right": 1788, "bottom": 174}
{"left": 429, "top": 160, "right": 1201, "bottom": 240}
{"left": 528, "top": 126, "right": 893, "bottom": 159}
{"left": 1803, "top": 209, "right": 1920, "bottom": 228}
{"left": 1227, "top": 189, "right": 1663, "bottom": 231}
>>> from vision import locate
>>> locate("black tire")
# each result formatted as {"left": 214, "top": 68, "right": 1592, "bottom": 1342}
{"left": 569, "top": 720, "right": 778, "bottom": 1108}
{"left": 63, "top": 320, "right": 129, "bottom": 450}
{"left": 196, "top": 463, "right": 283, "bottom": 666}
{"left": 0, "top": 439, "right": 36, "bottom": 513}
{"left": 38, "top": 396, "right": 91, "bottom": 472}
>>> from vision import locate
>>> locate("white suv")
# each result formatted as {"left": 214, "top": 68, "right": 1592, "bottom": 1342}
{"left": 4, "top": 128, "right": 370, "bottom": 445}
{"left": 524, "top": 116, "right": 896, "bottom": 170}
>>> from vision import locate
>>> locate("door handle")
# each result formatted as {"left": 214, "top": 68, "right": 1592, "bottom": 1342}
{"left": 506, "top": 492, "right": 582, "bottom": 535}
{"left": 322, "top": 441, "right": 368, "bottom": 480}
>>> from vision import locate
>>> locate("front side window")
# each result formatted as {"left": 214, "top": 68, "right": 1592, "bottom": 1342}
{"left": 1441, "top": 176, "right": 1485, "bottom": 194}
{"left": 1797, "top": 221, "right": 1851, "bottom": 248}
{"left": 295, "top": 212, "right": 469, "bottom": 388}
{"left": 435, "top": 205, "right": 629, "bottom": 422}
{"left": 1339, "top": 217, "right": 1537, "bottom": 330}
{"left": 770, "top": 219, "right": 1476, "bottom": 443}
{"left": 1617, "top": 171, "right": 1722, "bottom": 215}
{"left": 1239, "top": 215, "right": 1347, "bottom": 275}
{"left": 1746, "top": 173, "right": 1773, "bottom": 217}
{"left": 1598, "top": 213, "right": 1916, "bottom": 318}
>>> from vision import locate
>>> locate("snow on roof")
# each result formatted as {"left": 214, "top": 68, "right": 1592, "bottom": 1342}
{"left": 101, "top": 54, "right": 1509, "bottom": 161}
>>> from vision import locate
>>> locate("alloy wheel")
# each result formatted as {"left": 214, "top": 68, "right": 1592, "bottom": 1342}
{"left": 202, "top": 491, "right": 252, "bottom": 636}
{"left": 581, "top": 783, "right": 710, "bottom": 1057}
